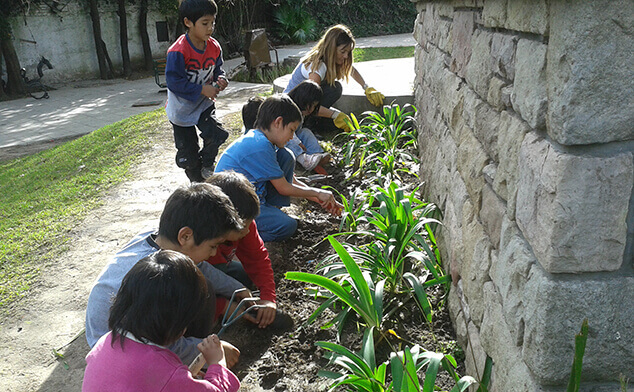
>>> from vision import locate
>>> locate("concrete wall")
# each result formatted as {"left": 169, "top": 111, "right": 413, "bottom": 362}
{"left": 6, "top": 2, "right": 172, "bottom": 83}
{"left": 412, "top": 0, "right": 633, "bottom": 390}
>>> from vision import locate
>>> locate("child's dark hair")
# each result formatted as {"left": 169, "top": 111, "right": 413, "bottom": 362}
{"left": 179, "top": 0, "right": 217, "bottom": 29}
{"left": 254, "top": 94, "right": 302, "bottom": 131}
{"left": 158, "top": 183, "right": 243, "bottom": 245}
{"left": 109, "top": 250, "right": 212, "bottom": 347}
{"left": 242, "top": 96, "right": 264, "bottom": 132}
{"left": 288, "top": 80, "right": 323, "bottom": 117}
{"left": 206, "top": 171, "right": 260, "bottom": 221}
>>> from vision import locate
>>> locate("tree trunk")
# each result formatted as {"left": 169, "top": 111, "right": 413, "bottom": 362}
{"left": 139, "top": 0, "right": 153, "bottom": 71}
{"left": 88, "top": 0, "right": 113, "bottom": 79}
{"left": 117, "top": 0, "right": 131, "bottom": 77}
{"left": 0, "top": 34, "right": 25, "bottom": 96}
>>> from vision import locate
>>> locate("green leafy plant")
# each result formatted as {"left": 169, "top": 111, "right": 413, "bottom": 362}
{"left": 325, "top": 185, "right": 374, "bottom": 233}
{"left": 286, "top": 236, "right": 385, "bottom": 337}
{"left": 273, "top": 1, "right": 317, "bottom": 44}
{"left": 317, "top": 328, "right": 477, "bottom": 392}
{"left": 567, "top": 319, "right": 589, "bottom": 392}
{"left": 337, "top": 104, "right": 419, "bottom": 181}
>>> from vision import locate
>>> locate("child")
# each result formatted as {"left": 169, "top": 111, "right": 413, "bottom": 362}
{"left": 215, "top": 94, "right": 343, "bottom": 242}
{"left": 241, "top": 96, "right": 264, "bottom": 133}
{"left": 85, "top": 183, "right": 248, "bottom": 366}
{"left": 205, "top": 171, "right": 278, "bottom": 328}
{"left": 83, "top": 250, "right": 240, "bottom": 392}
{"left": 286, "top": 80, "right": 330, "bottom": 174}
{"left": 283, "top": 24, "right": 385, "bottom": 133}
{"left": 165, "top": 0, "right": 229, "bottom": 182}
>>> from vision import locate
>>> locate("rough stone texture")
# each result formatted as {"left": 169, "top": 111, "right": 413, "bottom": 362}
{"left": 464, "top": 321, "right": 487, "bottom": 384}
{"left": 457, "top": 125, "right": 488, "bottom": 209}
{"left": 460, "top": 200, "right": 491, "bottom": 326}
{"left": 516, "top": 133, "right": 633, "bottom": 273}
{"left": 547, "top": 0, "right": 634, "bottom": 145}
{"left": 511, "top": 39, "right": 547, "bottom": 130}
{"left": 479, "top": 184, "right": 505, "bottom": 249}
{"left": 490, "top": 32, "right": 517, "bottom": 81}
{"left": 472, "top": 96, "right": 500, "bottom": 162}
{"left": 493, "top": 111, "right": 529, "bottom": 215}
{"left": 450, "top": 10, "right": 476, "bottom": 78}
{"left": 487, "top": 75, "right": 508, "bottom": 110}
{"left": 465, "top": 29, "right": 494, "bottom": 99}
{"left": 505, "top": 0, "right": 548, "bottom": 35}
{"left": 489, "top": 217, "right": 536, "bottom": 347}
{"left": 480, "top": 283, "right": 539, "bottom": 392}
{"left": 523, "top": 270, "right": 634, "bottom": 384}
{"left": 482, "top": 0, "right": 507, "bottom": 29}
{"left": 447, "top": 281, "right": 468, "bottom": 346}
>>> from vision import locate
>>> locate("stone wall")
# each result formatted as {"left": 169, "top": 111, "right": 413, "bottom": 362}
{"left": 6, "top": 2, "right": 172, "bottom": 83}
{"left": 412, "top": 1, "right": 633, "bottom": 390}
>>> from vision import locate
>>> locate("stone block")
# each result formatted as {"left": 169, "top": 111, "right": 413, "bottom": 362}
{"left": 490, "top": 217, "right": 536, "bottom": 347}
{"left": 473, "top": 98, "right": 500, "bottom": 162}
{"left": 460, "top": 204, "right": 492, "bottom": 326}
{"left": 479, "top": 184, "right": 505, "bottom": 249}
{"left": 523, "top": 269, "right": 634, "bottom": 383}
{"left": 465, "top": 29, "right": 494, "bottom": 99}
{"left": 482, "top": 163, "right": 496, "bottom": 185}
{"left": 464, "top": 321, "right": 487, "bottom": 384}
{"left": 487, "top": 75, "right": 508, "bottom": 111}
{"left": 457, "top": 125, "right": 489, "bottom": 209}
{"left": 511, "top": 39, "right": 547, "bottom": 130}
{"left": 490, "top": 32, "right": 517, "bottom": 81}
{"left": 480, "top": 282, "right": 539, "bottom": 392}
{"left": 413, "top": 12, "right": 424, "bottom": 45}
{"left": 505, "top": 0, "right": 548, "bottom": 35}
{"left": 450, "top": 10, "right": 476, "bottom": 78}
{"left": 547, "top": 0, "right": 634, "bottom": 145}
{"left": 447, "top": 281, "right": 468, "bottom": 346}
{"left": 492, "top": 111, "right": 529, "bottom": 206}
{"left": 436, "top": 18, "right": 453, "bottom": 53}
{"left": 436, "top": 66, "right": 463, "bottom": 128}
{"left": 516, "top": 133, "right": 633, "bottom": 273}
{"left": 482, "top": 0, "right": 507, "bottom": 29}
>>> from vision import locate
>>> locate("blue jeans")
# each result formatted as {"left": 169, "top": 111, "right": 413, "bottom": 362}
{"left": 286, "top": 127, "right": 324, "bottom": 158}
{"left": 255, "top": 148, "right": 298, "bottom": 242}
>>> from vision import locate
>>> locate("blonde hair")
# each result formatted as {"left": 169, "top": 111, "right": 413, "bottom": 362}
{"left": 302, "top": 24, "right": 355, "bottom": 86}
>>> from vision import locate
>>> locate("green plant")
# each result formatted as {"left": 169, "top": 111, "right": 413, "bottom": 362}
{"left": 318, "top": 328, "right": 477, "bottom": 392}
{"left": 286, "top": 236, "right": 385, "bottom": 337}
{"left": 273, "top": 1, "right": 317, "bottom": 44}
{"left": 325, "top": 186, "right": 373, "bottom": 232}
{"left": 337, "top": 104, "right": 419, "bottom": 181}
{"left": 567, "top": 319, "right": 589, "bottom": 392}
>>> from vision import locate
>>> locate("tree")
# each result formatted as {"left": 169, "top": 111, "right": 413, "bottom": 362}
{"left": 117, "top": 0, "right": 131, "bottom": 77}
{"left": 139, "top": 0, "right": 153, "bottom": 71}
{"left": 88, "top": 0, "right": 114, "bottom": 79}
{"left": 0, "top": 1, "right": 25, "bottom": 97}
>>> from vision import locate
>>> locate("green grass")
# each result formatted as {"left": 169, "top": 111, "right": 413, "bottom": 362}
{"left": 0, "top": 109, "right": 167, "bottom": 309}
{"left": 353, "top": 46, "right": 414, "bottom": 63}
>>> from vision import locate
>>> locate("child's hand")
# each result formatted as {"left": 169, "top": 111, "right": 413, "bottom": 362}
{"left": 198, "top": 334, "right": 225, "bottom": 367}
{"left": 201, "top": 84, "right": 220, "bottom": 99}
{"left": 217, "top": 76, "right": 229, "bottom": 91}
{"left": 316, "top": 190, "right": 343, "bottom": 216}
{"left": 253, "top": 299, "right": 277, "bottom": 328}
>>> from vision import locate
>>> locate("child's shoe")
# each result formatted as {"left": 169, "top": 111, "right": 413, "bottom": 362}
{"left": 297, "top": 153, "right": 329, "bottom": 171}
{"left": 313, "top": 165, "right": 328, "bottom": 175}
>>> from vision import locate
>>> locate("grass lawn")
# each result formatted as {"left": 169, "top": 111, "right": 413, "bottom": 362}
{"left": 353, "top": 46, "right": 414, "bottom": 62}
{"left": 0, "top": 109, "right": 166, "bottom": 309}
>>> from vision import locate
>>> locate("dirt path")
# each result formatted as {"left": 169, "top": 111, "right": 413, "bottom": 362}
{"left": 0, "top": 86, "right": 271, "bottom": 392}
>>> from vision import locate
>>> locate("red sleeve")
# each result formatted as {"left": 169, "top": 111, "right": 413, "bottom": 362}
{"left": 206, "top": 242, "right": 236, "bottom": 265}
{"left": 235, "top": 221, "right": 276, "bottom": 302}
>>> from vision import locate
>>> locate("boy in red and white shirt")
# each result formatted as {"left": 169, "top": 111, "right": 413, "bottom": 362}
{"left": 206, "top": 171, "right": 278, "bottom": 328}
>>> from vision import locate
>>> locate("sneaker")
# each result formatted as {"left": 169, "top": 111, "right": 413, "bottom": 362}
{"left": 297, "top": 153, "right": 328, "bottom": 171}
{"left": 201, "top": 166, "right": 214, "bottom": 180}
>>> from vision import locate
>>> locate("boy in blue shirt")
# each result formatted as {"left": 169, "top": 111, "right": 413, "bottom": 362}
{"left": 215, "top": 94, "right": 343, "bottom": 242}
{"left": 165, "top": 0, "right": 229, "bottom": 183}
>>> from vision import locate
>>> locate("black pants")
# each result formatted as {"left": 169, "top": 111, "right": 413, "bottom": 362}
{"left": 171, "top": 104, "right": 229, "bottom": 177}
{"left": 306, "top": 81, "right": 344, "bottom": 134}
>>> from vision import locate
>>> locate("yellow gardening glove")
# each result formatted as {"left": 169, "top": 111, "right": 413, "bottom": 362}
{"left": 364, "top": 86, "right": 385, "bottom": 107}
{"left": 333, "top": 111, "right": 354, "bottom": 132}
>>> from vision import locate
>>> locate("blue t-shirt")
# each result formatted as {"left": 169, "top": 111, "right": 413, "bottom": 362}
{"left": 215, "top": 129, "right": 284, "bottom": 203}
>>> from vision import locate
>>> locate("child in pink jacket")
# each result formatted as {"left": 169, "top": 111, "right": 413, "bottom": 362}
{"left": 82, "top": 250, "right": 240, "bottom": 392}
